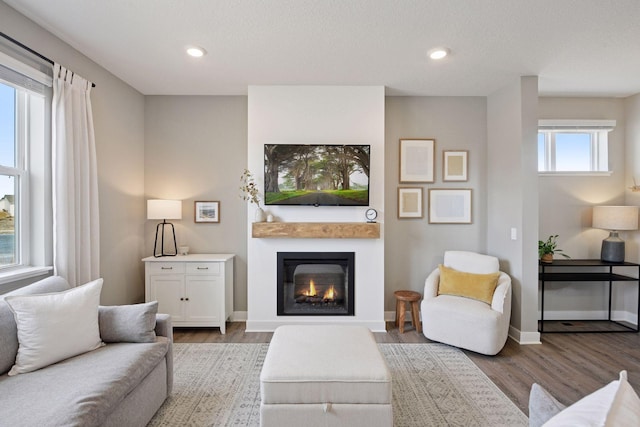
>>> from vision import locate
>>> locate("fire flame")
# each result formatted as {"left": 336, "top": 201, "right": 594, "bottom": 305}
{"left": 323, "top": 285, "right": 336, "bottom": 300}
{"left": 303, "top": 280, "right": 317, "bottom": 297}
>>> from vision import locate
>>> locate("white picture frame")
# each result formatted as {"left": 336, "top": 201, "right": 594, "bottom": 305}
{"left": 428, "top": 189, "right": 472, "bottom": 224}
{"left": 443, "top": 150, "right": 468, "bottom": 182}
{"left": 398, "top": 187, "right": 423, "bottom": 219}
{"left": 399, "top": 139, "right": 435, "bottom": 183}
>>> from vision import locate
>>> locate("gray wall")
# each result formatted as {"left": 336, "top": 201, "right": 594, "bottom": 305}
{"left": 384, "top": 96, "right": 487, "bottom": 310}
{"left": 1, "top": 2, "right": 146, "bottom": 304}
{"left": 487, "top": 77, "right": 539, "bottom": 338}
{"left": 538, "top": 97, "right": 627, "bottom": 317}
{"left": 144, "top": 96, "right": 248, "bottom": 311}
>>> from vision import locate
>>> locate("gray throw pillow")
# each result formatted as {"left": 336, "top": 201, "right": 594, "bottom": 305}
{"left": 99, "top": 301, "right": 158, "bottom": 343}
{"left": 529, "top": 383, "right": 567, "bottom": 427}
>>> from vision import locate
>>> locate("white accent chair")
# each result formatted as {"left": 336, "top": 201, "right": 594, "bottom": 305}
{"left": 421, "top": 251, "right": 512, "bottom": 356}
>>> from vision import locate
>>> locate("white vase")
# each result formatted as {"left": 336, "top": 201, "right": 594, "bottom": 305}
{"left": 254, "top": 206, "right": 265, "bottom": 223}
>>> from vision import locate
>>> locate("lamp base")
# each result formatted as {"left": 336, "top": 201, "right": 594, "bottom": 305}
{"left": 154, "top": 220, "right": 178, "bottom": 257}
{"left": 601, "top": 231, "right": 625, "bottom": 263}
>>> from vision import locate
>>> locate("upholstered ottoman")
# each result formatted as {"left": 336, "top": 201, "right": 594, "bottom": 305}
{"left": 260, "top": 325, "right": 393, "bottom": 427}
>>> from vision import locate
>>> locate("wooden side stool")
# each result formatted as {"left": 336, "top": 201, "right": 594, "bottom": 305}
{"left": 394, "top": 290, "right": 422, "bottom": 333}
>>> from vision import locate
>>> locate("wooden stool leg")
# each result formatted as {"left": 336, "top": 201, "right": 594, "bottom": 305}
{"left": 395, "top": 299, "right": 401, "bottom": 328}
{"left": 398, "top": 301, "right": 406, "bottom": 334}
{"left": 411, "top": 301, "right": 422, "bottom": 333}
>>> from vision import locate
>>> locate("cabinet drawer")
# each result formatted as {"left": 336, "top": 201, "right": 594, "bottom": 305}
{"left": 148, "top": 262, "right": 185, "bottom": 274}
{"left": 186, "top": 262, "right": 220, "bottom": 275}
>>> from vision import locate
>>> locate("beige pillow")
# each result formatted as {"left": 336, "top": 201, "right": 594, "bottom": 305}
{"left": 437, "top": 264, "right": 500, "bottom": 304}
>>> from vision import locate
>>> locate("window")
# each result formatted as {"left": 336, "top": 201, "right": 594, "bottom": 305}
{"left": 0, "top": 83, "right": 19, "bottom": 266}
{"left": 0, "top": 51, "right": 52, "bottom": 280}
{"left": 538, "top": 120, "right": 615, "bottom": 174}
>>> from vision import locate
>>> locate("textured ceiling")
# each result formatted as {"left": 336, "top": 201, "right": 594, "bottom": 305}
{"left": 4, "top": 0, "right": 640, "bottom": 97}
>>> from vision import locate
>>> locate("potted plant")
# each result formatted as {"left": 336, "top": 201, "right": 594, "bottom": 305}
{"left": 538, "top": 235, "right": 570, "bottom": 263}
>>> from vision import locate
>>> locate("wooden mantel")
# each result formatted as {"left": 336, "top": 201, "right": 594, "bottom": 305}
{"left": 252, "top": 222, "right": 380, "bottom": 239}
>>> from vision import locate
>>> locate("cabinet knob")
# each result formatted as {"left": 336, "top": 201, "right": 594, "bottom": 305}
{"left": 185, "top": 297, "right": 190, "bottom": 301}
{"left": 180, "top": 297, "right": 184, "bottom": 301}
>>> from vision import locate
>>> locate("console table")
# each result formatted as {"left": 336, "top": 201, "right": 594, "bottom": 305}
{"left": 538, "top": 259, "right": 640, "bottom": 333}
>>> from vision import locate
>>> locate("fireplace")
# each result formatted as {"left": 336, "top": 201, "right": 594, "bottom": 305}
{"left": 277, "top": 252, "right": 355, "bottom": 316}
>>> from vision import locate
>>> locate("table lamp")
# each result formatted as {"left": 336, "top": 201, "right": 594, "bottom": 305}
{"left": 592, "top": 205, "right": 639, "bottom": 263}
{"left": 148, "top": 199, "right": 182, "bottom": 257}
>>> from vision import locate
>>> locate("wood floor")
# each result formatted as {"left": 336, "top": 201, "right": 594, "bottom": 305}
{"left": 173, "top": 322, "right": 640, "bottom": 415}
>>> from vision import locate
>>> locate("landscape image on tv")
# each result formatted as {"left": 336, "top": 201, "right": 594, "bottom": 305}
{"left": 264, "top": 144, "right": 370, "bottom": 206}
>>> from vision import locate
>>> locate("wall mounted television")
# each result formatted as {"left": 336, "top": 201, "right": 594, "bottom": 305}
{"left": 264, "top": 144, "right": 370, "bottom": 206}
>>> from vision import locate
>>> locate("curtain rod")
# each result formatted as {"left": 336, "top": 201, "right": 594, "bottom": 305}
{"left": 0, "top": 31, "right": 96, "bottom": 88}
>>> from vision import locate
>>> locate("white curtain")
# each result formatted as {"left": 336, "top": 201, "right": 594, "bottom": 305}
{"left": 52, "top": 63, "right": 100, "bottom": 286}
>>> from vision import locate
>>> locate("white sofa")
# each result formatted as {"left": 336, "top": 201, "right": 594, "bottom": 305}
{"left": 421, "top": 251, "right": 511, "bottom": 356}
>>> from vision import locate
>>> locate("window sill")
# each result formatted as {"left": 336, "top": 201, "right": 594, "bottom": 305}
{"left": 538, "top": 171, "right": 613, "bottom": 177}
{"left": 0, "top": 266, "right": 53, "bottom": 286}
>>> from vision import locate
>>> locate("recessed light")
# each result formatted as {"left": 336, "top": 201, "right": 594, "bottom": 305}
{"left": 428, "top": 47, "right": 450, "bottom": 60}
{"left": 186, "top": 47, "right": 207, "bottom": 58}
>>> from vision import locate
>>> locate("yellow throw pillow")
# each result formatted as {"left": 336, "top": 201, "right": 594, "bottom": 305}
{"left": 437, "top": 264, "right": 500, "bottom": 304}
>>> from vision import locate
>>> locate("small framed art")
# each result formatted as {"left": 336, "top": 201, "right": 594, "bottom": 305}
{"left": 428, "top": 189, "right": 472, "bottom": 224}
{"left": 194, "top": 201, "right": 220, "bottom": 223}
{"left": 443, "top": 150, "right": 468, "bottom": 182}
{"left": 398, "top": 187, "right": 423, "bottom": 219}
{"left": 399, "top": 139, "right": 435, "bottom": 183}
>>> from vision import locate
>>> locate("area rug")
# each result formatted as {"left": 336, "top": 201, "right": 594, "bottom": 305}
{"left": 148, "top": 343, "right": 528, "bottom": 427}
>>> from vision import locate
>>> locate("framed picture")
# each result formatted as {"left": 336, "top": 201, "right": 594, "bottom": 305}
{"left": 399, "top": 139, "right": 435, "bottom": 183}
{"left": 398, "top": 187, "right": 423, "bottom": 219}
{"left": 194, "top": 201, "right": 220, "bottom": 223}
{"left": 443, "top": 150, "right": 468, "bottom": 182}
{"left": 429, "top": 189, "right": 472, "bottom": 224}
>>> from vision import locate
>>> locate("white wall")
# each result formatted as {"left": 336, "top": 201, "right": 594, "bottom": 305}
{"left": 246, "top": 86, "right": 385, "bottom": 331}
{"left": 1, "top": 2, "right": 146, "bottom": 304}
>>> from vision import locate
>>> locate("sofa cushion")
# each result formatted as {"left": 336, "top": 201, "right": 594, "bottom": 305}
{"left": 438, "top": 264, "right": 500, "bottom": 304}
{"left": 0, "top": 276, "right": 71, "bottom": 375}
{"left": 99, "top": 301, "right": 158, "bottom": 343}
{"left": 0, "top": 337, "right": 170, "bottom": 426}
{"left": 528, "top": 383, "right": 566, "bottom": 427}
{"left": 5, "top": 279, "right": 104, "bottom": 376}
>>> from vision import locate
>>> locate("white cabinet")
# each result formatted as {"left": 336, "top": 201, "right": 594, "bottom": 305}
{"left": 143, "top": 254, "right": 234, "bottom": 334}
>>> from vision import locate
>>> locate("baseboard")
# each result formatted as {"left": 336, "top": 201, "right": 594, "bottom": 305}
{"left": 384, "top": 310, "right": 418, "bottom": 322}
{"left": 540, "top": 310, "right": 638, "bottom": 326}
{"left": 246, "top": 319, "right": 387, "bottom": 333}
{"left": 508, "top": 325, "right": 541, "bottom": 345}
{"left": 230, "top": 311, "right": 247, "bottom": 322}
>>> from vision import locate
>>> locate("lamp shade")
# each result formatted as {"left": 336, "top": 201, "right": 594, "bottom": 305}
{"left": 147, "top": 199, "right": 182, "bottom": 220}
{"left": 593, "top": 206, "right": 639, "bottom": 231}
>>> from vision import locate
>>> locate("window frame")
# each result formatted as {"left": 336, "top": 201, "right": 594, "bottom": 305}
{"left": 0, "top": 51, "right": 53, "bottom": 287}
{"left": 538, "top": 119, "right": 615, "bottom": 176}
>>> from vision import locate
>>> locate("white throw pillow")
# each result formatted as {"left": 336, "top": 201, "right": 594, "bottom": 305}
{"left": 606, "top": 371, "right": 640, "bottom": 425}
{"left": 543, "top": 370, "right": 640, "bottom": 426}
{"left": 5, "top": 278, "right": 105, "bottom": 376}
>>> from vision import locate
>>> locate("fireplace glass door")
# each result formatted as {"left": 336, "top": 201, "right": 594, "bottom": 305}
{"left": 277, "top": 252, "right": 355, "bottom": 316}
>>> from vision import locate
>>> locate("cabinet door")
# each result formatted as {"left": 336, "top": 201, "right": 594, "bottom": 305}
{"left": 149, "top": 275, "right": 185, "bottom": 322}
{"left": 185, "top": 276, "right": 221, "bottom": 323}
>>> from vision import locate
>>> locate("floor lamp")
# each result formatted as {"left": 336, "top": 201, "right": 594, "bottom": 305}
{"left": 592, "top": 206, "right": 639, "bottom": 263}
{"left": 148, "top": 199, "right": 182, "bottom": 257}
